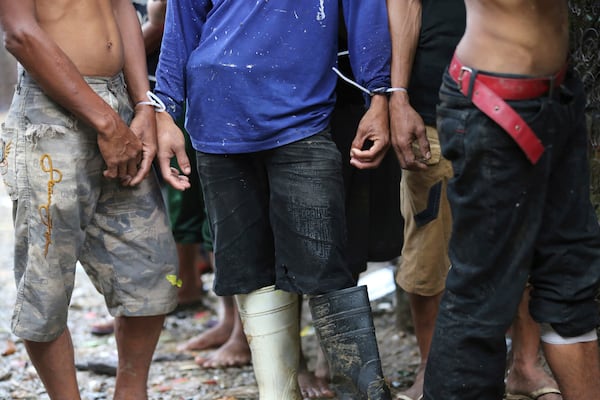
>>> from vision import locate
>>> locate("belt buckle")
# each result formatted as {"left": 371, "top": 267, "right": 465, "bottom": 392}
{"left": 458, "top": 66, "right": 473, "bottom": 91}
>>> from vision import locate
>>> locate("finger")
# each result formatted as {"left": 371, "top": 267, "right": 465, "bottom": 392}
{"left": 125, "top": 157, "right": 139, "bottom": 179}
{"left": 350, "top": 148, "right": 379, "bottom": 169}
{"left": 401, "top": 150, "right": 428, "bottom": 171}
{"left": 158, "top": 154, "right": 177, "bottom": 186}
{"left": 174, "top": 147, "right": 192, "bottom": 176}
{"left": 113, "top": 161, "right": 130, "bottom": 181}
{"left": 169, "top": 167, "right": 191, "bottom": 190}
{"left": 128, "top": 156, "right": 152, "bottom": 186}
{"left": 417, "top": 134, "right": 431, "bottom": 162}
{"left": 158, "top": 156, "right": 189, "bottom": 191}
{"left": 103, "top": 164, "right": 118, "bottom": 179}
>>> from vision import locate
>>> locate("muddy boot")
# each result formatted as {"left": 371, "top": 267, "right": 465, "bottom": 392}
{"left": 309, "top": 285, "right": 391, "bottom": 400}
{"left": 235, "top": 285, "right": 302, "bottom": 400}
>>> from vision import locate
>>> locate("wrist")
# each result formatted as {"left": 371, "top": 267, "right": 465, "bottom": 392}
{"left": 94, "top": 110, "right": 122, "bottom": 138}
{"left": 389, "top": 89, "right": 410, "bottom": 105}
{"left": 135, "top": 91, "right": 166, "bottom": 112}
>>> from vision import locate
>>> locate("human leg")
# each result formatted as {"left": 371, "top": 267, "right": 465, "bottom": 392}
{"left": 167, "top": 126, "right": 206, "bottom": 306}
{"left": 179, "top": 294, "right": 235, "bottom": 352}
{"left": 542, "top": 337, "right": 600, "bottom": 400}
{"left": 396, "top": 292, "right": 442, "bottom": 400}
{"left": 174, "top": 242, "right": 204, "bottom": 305}
{"left": 236, "top": 286, "right": 302, "bottom": 400}
{"left": 297, "top": 297, "right": 334, "bottom": 399}
{"left": 113, "top": 315, "right": 165, "bottom": 399}
{"left": 310, "top": 285, "right": 391, "bottom": 400}
{"left": 178, "top": 244, "right": 251, "bottom": 367}
{"left": 193, "top": 297, "right": 251, "bottom": 368}
{"left": 424, "top": 74, "right": 550, "bottom": 399}
{"left": 24, "top": 330, "right": 81, "bottom": 400}
{"left": 90, "top": 243, "right": 203, "bottom": 333}
{"left": 298, "top": 346, "right": 333, "bottom": 399}
{"left": 505, "top": 287, "right": 561, "bottom": 400}
{"left": 526, "top": 73, "right": 600, "bottom": 400}
{"left": 264, "top": 132, "right": 390, "bottom": 399}
{"left": 196, "top": 151, "right": 302, "bottom": 398}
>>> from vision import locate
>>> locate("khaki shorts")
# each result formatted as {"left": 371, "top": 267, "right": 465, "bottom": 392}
{"left": 396, "top": 126, "right": 453, "bottom": 296}
{"left": 1, "top": 71, "right": 178, "bottom": 342}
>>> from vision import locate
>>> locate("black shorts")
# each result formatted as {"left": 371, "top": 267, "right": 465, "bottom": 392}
{"left": 196, "top": 130, "right": 356, "bottom": 296}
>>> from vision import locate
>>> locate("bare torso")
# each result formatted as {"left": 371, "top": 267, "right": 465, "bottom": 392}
{"left": 457, "top": 0, "right": 569, "bottom": 76}
{"left": 35, "top": 0, "right": 124, "bottom": 76}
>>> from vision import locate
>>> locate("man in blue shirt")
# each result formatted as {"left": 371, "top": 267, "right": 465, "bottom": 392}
{"left": 154, "top": 1, "right": 393, "bottom": 399}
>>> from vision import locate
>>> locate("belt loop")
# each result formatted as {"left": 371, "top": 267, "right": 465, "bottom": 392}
{"left": 548, "top": 76, "right": 556, "bottom": 101}
{"left": 547, "top": 64, "right": 568, "bottom": 100}
{"left": 458, "top": 66, "right": 478, "bottom": 99}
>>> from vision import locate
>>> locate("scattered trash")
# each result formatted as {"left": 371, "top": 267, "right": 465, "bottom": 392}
{"left": 358, "top": 263, "right": 397, "bottom": 301}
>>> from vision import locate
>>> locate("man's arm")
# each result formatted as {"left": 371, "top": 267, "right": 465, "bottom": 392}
{"left": 112, "top": 0, "right": 156, "bottom": 185}
{"left": 154, "top": 0, "right": 210, "bottom": 190}
{"left": 343, "top": 0, "right": 392, "bottom": 169}
{"left": 387, "top": 0, "right": 431, "bottom": 170}
{"left": 0, "top": 0, "right": 143, "bottom": 181}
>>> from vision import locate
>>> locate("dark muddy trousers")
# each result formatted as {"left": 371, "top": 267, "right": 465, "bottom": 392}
{"left": 423, "top": 69, "right": 600, "bottom": 399}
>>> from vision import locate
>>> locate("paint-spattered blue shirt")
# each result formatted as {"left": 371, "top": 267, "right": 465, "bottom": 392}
{"left": 154, "top": 0, "right": 391, "bottom": 154}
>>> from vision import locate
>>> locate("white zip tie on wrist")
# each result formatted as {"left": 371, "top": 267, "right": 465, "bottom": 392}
{"left": 386, "top": 87, "right": 408, "bottom": 94}
{"left": 331, "top": 67, "right": 407, "bottom": 96}
{"left": 135, "top": 91, "right": 166, "bottom": 112}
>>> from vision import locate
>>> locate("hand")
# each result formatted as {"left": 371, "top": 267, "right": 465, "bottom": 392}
{"left": 389, "top": 91, "right": 430, "bottom": 170}
{"left": 122, "top": 105, "right": 158, "bottom": 186}
{"left": 97, "top": 115, "right": 143, "bottom": 182}
{"left": 349, "top": 95, "right": 390, "bottom": 170}
{"left": 156, "top": 111, "right": 191, "bottom": 191}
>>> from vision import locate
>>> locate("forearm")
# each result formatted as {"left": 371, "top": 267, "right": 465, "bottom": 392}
{"left": 112, "top": 0, "right": 151, "bottom": 105}
{"left": 1, "top": 0, "right": 124, "bottom": 134}
{"left": 387, "top": 0, "right": 421, "bottom": 98}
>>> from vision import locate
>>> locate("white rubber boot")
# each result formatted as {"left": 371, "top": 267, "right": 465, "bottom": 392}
{"left": 235, "top": 285, "right": 302, "bottom": 400}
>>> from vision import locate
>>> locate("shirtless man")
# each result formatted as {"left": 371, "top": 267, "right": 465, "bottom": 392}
{"left": 423, "top": 1, "right": 600, "bottom": 399}
{"left": 0, "top": 1, "right": 185, "bottom": 398}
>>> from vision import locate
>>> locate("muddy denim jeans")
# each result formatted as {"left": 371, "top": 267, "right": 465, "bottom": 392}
{"left": 423, "top": 69, "right": 600, "bottom": 399}
{"left": 196, "top": 129, "right": 356, "bottom": 296}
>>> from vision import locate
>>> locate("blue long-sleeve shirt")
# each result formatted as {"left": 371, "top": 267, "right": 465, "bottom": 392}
{"left": 155, "top": 0, "right": 391, "bottom": 154}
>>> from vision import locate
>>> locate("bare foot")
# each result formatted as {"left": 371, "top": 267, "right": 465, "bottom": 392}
{"left": 505, "top": 364, "right": 562, "bottom": 400}
{"left": 194, "top": 334, "right": 251, "bottom": 368}
{"left": 397, "top": 365, "right": 425, "bottom": 400}
{"left": 177, "top": 319, "right": 233, "bottom": 352}
{"left": 298, "top": 345, "right": 334, "bottom": 399}
{"left": 297, "top": 369, "right": 335, "bottom": 399}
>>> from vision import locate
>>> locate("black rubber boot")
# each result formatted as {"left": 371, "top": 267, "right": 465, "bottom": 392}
{"left": 309, "top": 285, "right": 392, "bottom": 400}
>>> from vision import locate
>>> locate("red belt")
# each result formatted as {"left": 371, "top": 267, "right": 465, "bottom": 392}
{"left": 448, "top": 55, "right": 567, "bottom": 164}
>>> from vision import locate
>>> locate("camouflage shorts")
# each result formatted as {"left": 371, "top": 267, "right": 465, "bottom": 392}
{"left": 0, "top": 71, "right": 178, "bottom": 342}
